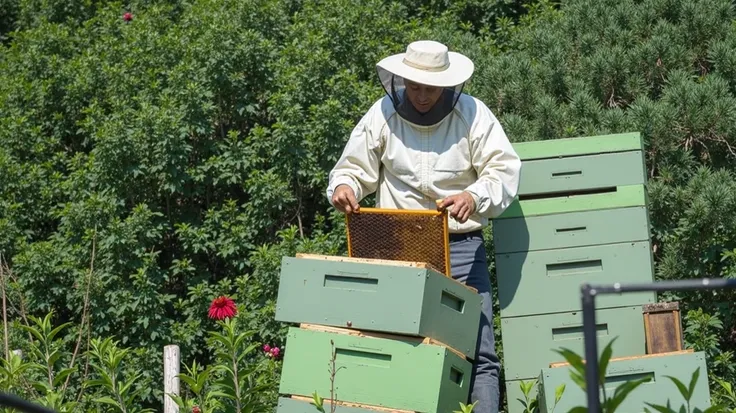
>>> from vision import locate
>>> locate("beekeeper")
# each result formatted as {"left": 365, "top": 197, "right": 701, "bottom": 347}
{"left": 326, "top": 40, "right": 521, "bottom": 412}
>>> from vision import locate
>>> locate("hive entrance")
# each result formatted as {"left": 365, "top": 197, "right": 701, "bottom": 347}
{"left": 345, "top": 208, "right": 451, "bottom": 276}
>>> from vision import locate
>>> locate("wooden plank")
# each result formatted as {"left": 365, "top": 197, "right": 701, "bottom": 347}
{"left": 289, "top": 395, "right": 416, "bottom": 412}
{"left": 511, "top": 132, "right": 642, "bottom": 161}
{"left": 299, "top": 324, "right": 468, "bottom": 361}
{"left": 643, "top": 301, "right": 679, "bottom": 313}
{"left": 548, "top": 349, "right": 694, "bottom": 368}
{"left": 644, "top": 302, "right": 684, "bottom": 354}
{"left": 295, "top": 253, "right": 433, "bottom": 269}
{"left": 496, "top": 184, "right": 646, "bottom": 219}
{"left": 163, "top": 345, "right": 180, "bottom": 413}
{"left": 517, "top": 151, "right": 646, "bottom": 196}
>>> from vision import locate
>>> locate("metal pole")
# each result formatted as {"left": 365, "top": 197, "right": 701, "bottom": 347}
{"left": 579, "top": 277, "right": 736, "bottom": 413}
{"left": 581, "top": 283, "right": 600, "bottom": 413}
{"left": 0, "top": 392, "right": 57, "bottom": 412}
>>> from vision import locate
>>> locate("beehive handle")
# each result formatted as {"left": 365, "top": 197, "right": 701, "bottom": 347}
{"left": 551, "top": 170, "right": 583, "bottom": 178}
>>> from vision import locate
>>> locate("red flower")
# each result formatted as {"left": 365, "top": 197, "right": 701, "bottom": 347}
{"left": 123, "top": 12, "right": 133, "bottom": 21}
{"left": 192, "top": 407, "right": 201, "bottom": 413}
{"left": 263, "top": 344, "right": 271, "bottom": 353}
{"left": 208, "top": 296, "right": 237, "bottom": 320}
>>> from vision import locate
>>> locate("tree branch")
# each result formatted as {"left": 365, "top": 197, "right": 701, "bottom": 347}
{"left": 1, "top": 253, "right": 8, "bottom": 362}
{"left": 63, "top": 227, "right": 97, "bottom": 394}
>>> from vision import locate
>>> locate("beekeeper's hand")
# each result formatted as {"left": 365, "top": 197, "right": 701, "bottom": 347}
{"left": 332, "top": 184, "right": 360, "bottom": 214}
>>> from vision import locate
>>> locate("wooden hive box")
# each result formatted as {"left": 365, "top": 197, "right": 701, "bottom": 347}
{"left": 500, "top": 305, "right": 647, "bottom": 381}
{"left": 275, "top": 254, "right": 481, "bottom": 359}
{"left": 278, "top": 326, "right": 473, "bottom": 413}
{"left": 537, "top": 350, "right": 711, "bottom": 413}
{"left": 495, "top": 240, "right": 656, "bottom": 317}
{"left": 492, "top": 132, "right": 656, "bottom": 319}
{"left": 490, "top": 132, "right": 664, "bottom": 412}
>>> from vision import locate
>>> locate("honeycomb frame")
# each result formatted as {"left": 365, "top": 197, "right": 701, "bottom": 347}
{"left": 345, "top": 207, "right": 451, "bottom": 277}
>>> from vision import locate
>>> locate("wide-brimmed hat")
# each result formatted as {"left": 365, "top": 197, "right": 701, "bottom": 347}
{"left": 376, "top": 40, "right": 474, "bottom": 88}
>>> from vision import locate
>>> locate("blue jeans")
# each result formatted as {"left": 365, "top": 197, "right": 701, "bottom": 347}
{"left": 449, "top": 230, "right": 501, "bottom": 413}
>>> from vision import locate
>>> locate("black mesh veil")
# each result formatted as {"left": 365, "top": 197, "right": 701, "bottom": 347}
{"left": 377, "top": 66, "right": 464, "bottom": 126}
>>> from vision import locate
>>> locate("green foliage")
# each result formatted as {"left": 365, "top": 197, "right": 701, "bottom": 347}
{"left": 171, "top": 317, "right": 279, "bottom": 413}
{"left": 644, "top": 368, "right": 729, "bottom": 413}
{"left": 0, "top": 310, "right": 278, "bottom": 412}
{"left": 555, "top": 337, "right": 650, "bottom": 413}
{"left": 515, "top": 378, "right": 564, "bottom": 413}
{"left": 2, "top": 0, "right": 736, "bottom": 411}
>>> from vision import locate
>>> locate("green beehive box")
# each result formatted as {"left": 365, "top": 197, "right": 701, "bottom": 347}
{"left": 275, "top": 254, "right": 481, "bottom": 359}
{"left": 496, "top": 241, "right": 656, "bottom": 318}
{"left": 279, "top": 327, "right": 472, "bottom": 413}
{"left": 516, "top": 150, "right": 646, "bottom": 196}
{"left": 538, "top": 351, "right": 711, "bottom": 413}
{"left": 512, "top": 132, "right": 645, "bottom": 195}
{"left": 493, "top": 206, "right": 651, "bottom": 254}
{"left": 500, "top": 306, "right": 646, "bottom": 380}
{"left": 497, "top": 132, "right": 648, "bottom": 221}
{"left": 277, "top": 396, "right": 410, "bottom": 413}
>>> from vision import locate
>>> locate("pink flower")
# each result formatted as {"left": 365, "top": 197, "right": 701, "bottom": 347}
{"left": 208, "top": 296, "right": 237, "bottom": 320}
{"left": 270, "top": 347, "right": 281, "bottom": 358}
{"left": 263, "top": 344, "right": 271, "bottom": 353}
{"left": 123, "top": 12, "right": 133, "bottom": 21}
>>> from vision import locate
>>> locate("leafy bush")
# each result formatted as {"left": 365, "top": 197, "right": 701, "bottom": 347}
{"left": 2, "top": 0, "right": 736, "bottom": 411}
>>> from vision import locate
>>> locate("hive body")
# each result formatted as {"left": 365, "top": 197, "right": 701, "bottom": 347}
{"left": 490, "top": 132, "right": 712, "bottom": 413}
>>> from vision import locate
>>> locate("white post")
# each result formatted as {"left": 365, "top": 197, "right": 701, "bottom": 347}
{"left": 164, "top": 344, "right": 180, "bottom": 413}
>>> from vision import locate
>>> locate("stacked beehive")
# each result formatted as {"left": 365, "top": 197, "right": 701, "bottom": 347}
{"left": 273, "top": 253, "right": 482, "bottom": 412}
{"left": 491, "top": 132, "right": 712, "bottom": 412}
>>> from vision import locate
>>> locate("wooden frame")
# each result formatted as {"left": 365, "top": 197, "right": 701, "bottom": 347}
{"left": 643, "top": 301, "right": 684, "bottom": 354}
{"left": 344, "top": 207, "right": 451, "bottom": 277}
{"left": 288, "top": 395, "right": 416, "bottom": 412}
{"left": 300, "top": 323, "right": 468, "bottom": 361}
{"left": 549, "top": 349, "right": 694, "bottom": 368}
{"left": 293, "top": 253, "right": 478, "bottom": 294}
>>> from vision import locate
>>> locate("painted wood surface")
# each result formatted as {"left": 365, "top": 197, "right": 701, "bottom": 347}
{"left": 299, "top": 323, "right": 467, "bottom": 360}
{"left": 512, "top": 132, "right": 642, "bottom": 160}
{"left": 500, "top": 306, "right": 647, "bottom": 380}
{"left": 496, "top": 241, "right": 656, "bottom": 318}
{"left": 517, "top": 150, "right": 646, "bottom": 196}
{"left": 496, "top": 184, "right": 646, "bottom": 219}
{"left": 276, "top": 396, "right": 414, "bottom": 412}
{"left": 538, "top": 351, "right": 711, "bottom": 412}
{"left": 492, "top": 206, "right": 651, "bottom": 254}
{"left": 278, "top": 327, "right": 472, "bottom": 413}
{"left": 275, "top": 255, "right": 481, "bottom": 359}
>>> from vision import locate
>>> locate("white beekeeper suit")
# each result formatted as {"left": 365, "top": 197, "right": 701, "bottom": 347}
{"left": 326, "top": 41, "right": 521, "bottom": 232}
{"left": 326, "top": 40, "right": 521, "bottom": 413}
